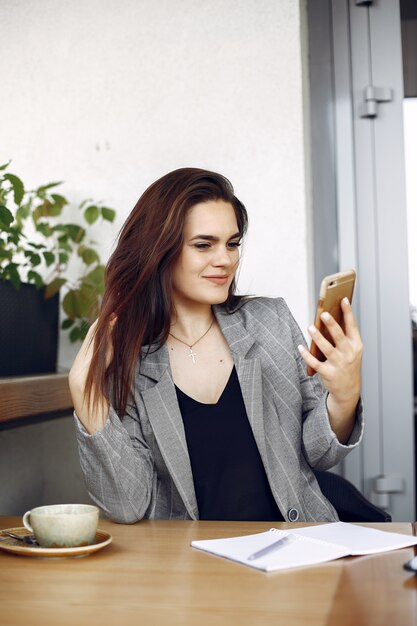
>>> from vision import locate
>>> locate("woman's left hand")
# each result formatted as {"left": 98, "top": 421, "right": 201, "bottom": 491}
{"left": 298, "top": 297, "right": 363, "bottom": 443}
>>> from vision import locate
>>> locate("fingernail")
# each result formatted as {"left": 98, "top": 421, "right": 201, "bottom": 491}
{"left": 321, "top": 312, "right": 330, "bottom": 322}
{"left": 308, "top": 325, "right": 317, "bottom": 334}
{"left": 342, "top": 297, "right": 350, "bottom": 305}
{"left": 297, "top": 345, "right": 305, "bottom": 353}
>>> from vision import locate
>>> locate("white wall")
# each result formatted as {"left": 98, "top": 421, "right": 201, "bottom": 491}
{"left": 1, "top": 0, "right": 311, "bottom": 369}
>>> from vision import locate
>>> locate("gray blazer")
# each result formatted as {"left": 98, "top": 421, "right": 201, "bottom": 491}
{"left": 75, "top": 297, "right": 363, "bottom": 523}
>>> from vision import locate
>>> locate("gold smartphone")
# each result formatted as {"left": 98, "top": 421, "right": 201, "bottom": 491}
{"left": 307, "top": 270, "right": 356, "bottom": 376}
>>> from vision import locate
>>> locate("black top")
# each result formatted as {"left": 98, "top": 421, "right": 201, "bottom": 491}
{"left": 175, "top": 367, "right": 284, "bottom": 521}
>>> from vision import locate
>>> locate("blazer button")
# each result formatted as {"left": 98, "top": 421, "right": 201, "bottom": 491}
{"left": 288, "top": 508, "right": 299, "bottom": 522}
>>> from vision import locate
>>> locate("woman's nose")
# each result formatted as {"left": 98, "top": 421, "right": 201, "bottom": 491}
{"left": 213, "top": 247, "right": 235, "bottom": 267}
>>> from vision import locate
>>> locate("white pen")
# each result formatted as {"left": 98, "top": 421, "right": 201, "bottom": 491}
{"left": 247, "top": 534, "right": 295, "bottom": 561}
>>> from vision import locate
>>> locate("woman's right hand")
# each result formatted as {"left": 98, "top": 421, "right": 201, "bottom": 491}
{"left": 69, "top": 319, "right": 113, "bottom": 434}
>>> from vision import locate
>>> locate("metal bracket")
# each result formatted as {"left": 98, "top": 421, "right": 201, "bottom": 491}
{"left": 369, "top": 475, "right": 405, "bottom": 511}
{"left": 374, "top": 475, "right": 404, "bottom": 493}
{"left": 359, "top": 85, "right": 393, "bottom": 118}
{"left": 369, "top": 474, "right": 405, "bottom": 511}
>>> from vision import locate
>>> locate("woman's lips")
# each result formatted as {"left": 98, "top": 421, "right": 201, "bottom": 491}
{"left": 203, "top": 275, "right": 229, "bottom": 285}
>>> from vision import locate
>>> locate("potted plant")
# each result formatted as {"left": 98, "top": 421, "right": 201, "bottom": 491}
{"left": 0, "top": 161, "right": 116, "bottom": 376}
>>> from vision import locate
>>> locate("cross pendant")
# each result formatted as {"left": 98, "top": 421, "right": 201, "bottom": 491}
{"left": 188, "top": 347, "right": 197, "bottom": 364}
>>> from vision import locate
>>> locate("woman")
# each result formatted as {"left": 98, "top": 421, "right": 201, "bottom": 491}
{"left": 70, "top": 167, "right": 363, "bottom": 523}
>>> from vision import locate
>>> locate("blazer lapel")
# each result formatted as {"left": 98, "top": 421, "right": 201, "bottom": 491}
{"left": 139, "top": 346, "right": 198, "bottom": 520}
{"left": 214, "top": 305, "right": 268, "bottom": 463}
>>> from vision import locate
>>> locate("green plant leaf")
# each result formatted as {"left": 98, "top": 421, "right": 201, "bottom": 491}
{"left": 0, "top": 161, "right": 11, "bottom": 171}
{"left": 48, "top": 202, "right": 63, "bottom": 217}
{"left": 83, "top": 265, "right": 105, "bottom": 293}
{"left": 16, "top": 203, "right": 31, "bottom": 220}
{"left": 69, "top": 326, "right": 82, "bottom": 342}
{"left": 24, "top": 251, "right": 42, "bottom": 266}
{"left": 77, "top": 245, "right": 100, "bottom": 265}
{"left": 63, "top": 287, "right": 95, "bottom": 319}
{"left": 28, "top": 252, "right": 41, "bottom": 267}
{"left": 27, "top": 242, "right": 45, "bottom": 250}
{"left": 51, "top": 194, "right": 68, "bottom": 209}
{"left": 3, "top": 174, "right": 25, "bottom": 205}
{"left": 33, "top": 201, "right": 51, "bottom": 220}
{"left": 0, "top": 246, "right": 12, "bottom": 261}
{"left": 84, "top": 205, "right": 100, "bottom": 225}
{"left": 43, "top": 251, "right": 55, "bottom": 266}
{"left": 36, "top": 181, "right": 63, "bottom": 197}
{"left": 44, "top": 277, "right": 66, "bottom": 299}
{"left": 0, "top": 206, "right": 14, "bottom": 229}
{"left": 59, "top": 224, "right": 85, "bottom": 243}
{"left": 101, "top": 207, "right": 116, "bottom": 222}
{"left": 8, "top": 273, "right": 21, "bottom": 289}
{"left": 27, "top": 270, "right": 44, "bottom": 289}
{"left": 4, "top": 264, "right": 21, "bottom": 289}
{"left": 57, "top": 240, "right": 72, "bottom": 252}
{"left": 36, "top": 222, "right": 53, "bottom": 237}
{"left": 6, "top": 231, "right": 20, "bottom": 246}
{"left": 61, "top": 318, "right": 75, "bottom": 329}
{"left": 35, "top": 198, "right": 63, "bottom": 218}
{"left": 59, "top": 251, "right": 69, "bottom": 264}
{"left": 67, "top": 320, "right": 90, "bottom": 343}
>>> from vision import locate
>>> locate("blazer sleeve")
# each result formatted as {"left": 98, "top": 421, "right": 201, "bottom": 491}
{"left": 74, "top": 398, "right": 154, "bottom": 524}
{"left": 281, "top": 299, "right": 364, "bottom": 470}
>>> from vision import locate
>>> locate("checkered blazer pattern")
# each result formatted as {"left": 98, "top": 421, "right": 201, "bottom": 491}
{"left": 75, "top": 297, "right": 363, "bottom": 522}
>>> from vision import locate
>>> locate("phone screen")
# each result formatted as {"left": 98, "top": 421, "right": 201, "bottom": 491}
{"left": 307, "top": 270, "right": 356, "bottom": 376}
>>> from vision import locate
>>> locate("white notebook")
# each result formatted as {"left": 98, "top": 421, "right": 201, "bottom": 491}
{"left": 191, "top": 522, "right": 417, "bottom": 572}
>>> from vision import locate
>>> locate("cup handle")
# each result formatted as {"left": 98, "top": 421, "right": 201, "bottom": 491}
{"left": 22, "top": 510, "right": 33, "bottom": 533}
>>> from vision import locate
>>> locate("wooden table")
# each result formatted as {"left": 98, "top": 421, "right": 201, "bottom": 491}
{"left": 0, "top": 517, "right": 416, "bottom": 626}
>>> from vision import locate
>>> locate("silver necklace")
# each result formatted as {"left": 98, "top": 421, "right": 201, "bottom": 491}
{"left": 169, "top": 318, "right": 214, "bottom": 364}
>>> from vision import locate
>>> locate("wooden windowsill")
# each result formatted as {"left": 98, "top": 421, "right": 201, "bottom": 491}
{"left": 0, "top": 373, "right": 73, "bottom": 424}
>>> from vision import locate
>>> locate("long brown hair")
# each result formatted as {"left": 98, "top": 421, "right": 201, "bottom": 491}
{"left": 85, "top": 167, "right": 248, "bottom": 416}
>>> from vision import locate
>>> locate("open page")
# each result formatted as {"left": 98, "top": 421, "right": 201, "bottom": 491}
{"left": 192, "top": 529, "right": 350, "bottom": 572}
{"left": 289, "top": 522, "right": 417, "bottom": 555}
{"left": 191, "top": 523, "right": 417, "bottom": 571}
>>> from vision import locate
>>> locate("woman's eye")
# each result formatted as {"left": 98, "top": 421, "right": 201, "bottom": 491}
{"left": 194, "top": 243, "right": 211, "bottom": 250}
{"left": 193, "top": 241, "right": 241, "bottom": 251}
